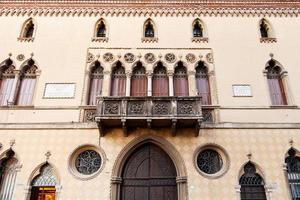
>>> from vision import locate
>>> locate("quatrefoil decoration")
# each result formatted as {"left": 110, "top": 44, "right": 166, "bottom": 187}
{"left": 103, "top": 53, "right": 114, "bottom": 63}
{"left": 165, "top": 53, "right": 176, "bottom": 63}
{"left": 124, "top": 53, "right": 136, "bottom": 63}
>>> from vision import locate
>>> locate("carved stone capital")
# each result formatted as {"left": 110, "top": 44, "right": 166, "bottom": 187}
{"left": 111, "top": 176, "right": 122, "bottom": 184}
{"left": 176, "top": 176, "right": 187, "bottom": 183}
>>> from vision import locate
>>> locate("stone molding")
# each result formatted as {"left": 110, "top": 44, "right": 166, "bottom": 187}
{"left": 1, "top": 1, "right": 300, "bottom": 17}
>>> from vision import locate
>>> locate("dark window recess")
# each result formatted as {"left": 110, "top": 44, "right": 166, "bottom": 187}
{"left": 285, "top": 148, "right": 300, "bottom": 200}
{"left": 260, "top": 20, "right": 269, "bottom": 38}
{"left": 193, "top": 20, "right": 203, "bottom": 37}
{"left": 152, "top": 62, "right": 169, "bottom": 96}
{"left": 195, "top": 61, "right": 211, "bottom": 105}
{"left": 88, "top": 61, "right": 103, "bottom": 105}
{"left": 197, "top": 149, "right": 223, "bottom": 174}
{"left": 145, "top": 21, "right": 155, "bottom": 37}
{"left": 24, "top": 21, "right": 34, "bottom": 38}
{"left": 0, "top": 58, "right": 15, "bottom": 106}
{"left": 174, "top": 61, "right": 189, "bottom": 96}
{"left": 239, "top": 162, "right": 267, "bottom": 200}
{"left": 131, "top": 62, "right": 147, "bottom": 97}
{"left": 110, "top": 61, "right": 126, "bottom": 96}
{"left": 96, "top": 21, "right": 106, "bottom": 37}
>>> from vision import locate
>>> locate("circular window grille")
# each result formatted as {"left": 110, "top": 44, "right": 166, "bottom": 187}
{"left": 197, "top": 149, "right": 223, "bottom": 174}
{"left": 75, "top": 150, "right": 102, "bottom": 175}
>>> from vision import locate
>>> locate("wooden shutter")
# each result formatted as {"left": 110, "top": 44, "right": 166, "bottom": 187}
{"left": 0, "top": 78, "right": 14, "bottom": 106}
{"left": 131, "top": 64, "right": 147, "bottom": 96}
{"left": 17, "top": 78, "right": 36, "bottom": 105}
{"left": 267, "top": 76, "right": 287, "bottom": 105}
{"left": 196, "top": 63, "right": 211, "bottom": 105}
{"left": 110, "top": 63, "right": 126, "bottom": 96}
{"left": 152, "top": 63, "right": 168, "bottom": 96}
{"left": 88, "top": 64, "right": 103, "bottom": 105}
{"left": 174, "top": 64, "right": 189, "bottom": 96}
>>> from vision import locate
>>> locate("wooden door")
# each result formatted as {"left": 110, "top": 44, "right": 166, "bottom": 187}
{"left": 121, "top": 143, "right": 178, "bottom": 200}
{"left": 30, "top": 187, "right": 56, "bottom": 200}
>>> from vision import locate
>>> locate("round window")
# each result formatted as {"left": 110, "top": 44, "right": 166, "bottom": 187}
{"left": 197, "top": 149, "right": 223, "bottom": 174}
{"left": 75, "top": 150, "right": 102, "bottom": 175}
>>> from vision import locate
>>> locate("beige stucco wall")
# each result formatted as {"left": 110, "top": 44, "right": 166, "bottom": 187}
{"left": 0, "top": 128, "right": 298, "bottom": 200}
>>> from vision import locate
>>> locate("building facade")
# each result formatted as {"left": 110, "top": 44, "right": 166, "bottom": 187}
{"left": 0, "top": 0, "right": 300, "bottom": 200}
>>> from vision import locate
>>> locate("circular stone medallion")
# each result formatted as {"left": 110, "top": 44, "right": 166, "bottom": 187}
{"left": 124, "top": 53, "right": 136, "bottom": 63}
{"left": 186, "top": 53, "right": 196, "bottom": 63}
{"left": 103, "top": 53, "right": 114, "bottom": 63}
{"left": 144, "top": 53, "right": 156, "bottom": 63}
{"left": 165, "top": 53, "right": 176, "bottom": 63}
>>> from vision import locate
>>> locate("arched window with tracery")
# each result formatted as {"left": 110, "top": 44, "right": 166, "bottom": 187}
{"left": 88, "top": 61, "right": 103, "bottom": 105}
{"left": 152, "top": 62, "right": 169, "bottom": 96}
{"left": 131, "top": 62, "right": 147, "bottom": 96}
{"left": 0, "top": 149, "right": 19, "bottom": 200}
{"left": 16, "top": 59, "right": 38, "bottom": 106}
{"left": 95, "top": 19, "right": 106, "bottom": 38}
{"left": 195, "top": 61, "right": 211, "bottom": 105}
{"left": 193, "top": 19, "right": 204, "bottom": 38}
{"left": 21, "top": 18, "right": 35, "bottom": 39}
{"left": 0, "top": 59, "right": 15, "bottom": 106}
{"left": 174, "top": 61, "right": 189, "bottom": 96}
{"left": 144, "top": 19, "right": 155, "bottom": 38}
{"left": 110, "top": 61, "right": 126, "bottom": 96}
{"left": 239, "top": 162, "right": 267, "bottom": 200}
{"left": 285, "top": 148, "right": 300, "bottom": 199}
{"left": 29, "top": 163, "right": 57, "bottom": 200}
{"left": 265, "top": 59, "right": 287, "bottom": 105}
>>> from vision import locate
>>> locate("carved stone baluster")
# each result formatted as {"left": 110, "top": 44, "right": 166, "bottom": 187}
{"left": 125, "top": 71, "right": 131, "bottom": 97}
{"left": 168, "top": 70, "right": 174, "bottom": 96}
{"left": 146, "top": 71, "right": 152, "bottom": 96}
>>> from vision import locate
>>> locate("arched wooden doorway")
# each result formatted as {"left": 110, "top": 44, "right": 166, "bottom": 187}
{"left": 121, "top": 143, "right": 178, "bottom": 200}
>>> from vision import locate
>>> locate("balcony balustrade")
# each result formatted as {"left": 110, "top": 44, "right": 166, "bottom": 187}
{"left": 95, "top": 96, "right": 203, "bottom": 137}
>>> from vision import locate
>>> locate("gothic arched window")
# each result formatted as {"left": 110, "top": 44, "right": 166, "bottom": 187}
{"left": 21, "top": 18, "right": 35, "bottom": 39}
{"left": 193, "top": 19, "right": 204, "bottom": 38}
{"left": 265, "top": 59, "right": 287, "bottom": 105}
{"left": 285, "top": 148, "right": 300, "bottom": 199}
{"left": 16, "top": 59, "right": 37, "bottom": 105}
{"left": 0, "top": 149, "right": 18, "bottom": 200}
{"left": 239, "top": 162, "right": 267, "bottom": 200}
{"left": 88, "top": 61, "right": 103, "bottom": 105}
{"left": 174, "top": 61, "right": 189, "bottom": 96}
{"left": 195, "top": 61, "right": 211, "bottom": 105}
{"left": 95, "top": 19, "right": 106, "bottom": 38}
{"left": 0, "top": 59, "right": 15, "bottom": 106}
{"left": 144, "top": 19, "right": 155, "bottom": 38}
{"left": 259, "top": 19, "right": 270, "bottom": 38}
{"left": 152, "top": 62, "right": 168, "bottom": 96}
{"left": 110, "top": 61, "right": 126, "bottom": 96}
{"left": 131, "top": 62, "right": 147, "bottom": 97}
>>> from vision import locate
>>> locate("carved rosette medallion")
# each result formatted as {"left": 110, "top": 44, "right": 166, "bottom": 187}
{"left": 165, "top": 53, "right": 176, "bottom": 63}
{"left": 86, "top": 53, "right": 95, "bottom": 63}
{"left": 152, "top": 101, "right": 170, "bottom": 115}
{"left": 144, "top": 53, "right": 156, "bottom": 63}
{"left": 124, "top": 53, "right": 136, "bottom": 63}
{"left": 104, "top": 101, "right": 119, "bottom": 115}
{"left": 206, "top": 53, "right": 214, "bottom": 63}
{"left": 103, "top": 53, "right": 114, "bottom": 63}
{"left": 177, "top": 101, "right": 194, "bottom": 115}
{"left": 186, "top": 53, "right": 196, "bottom": 63}
{"left": 83, "top": 109, "right": 96, "bottom": 122}
{"left": 128, "top": 101, "right": 145, "bottom": 115}
{"left": 16, "top": 54, "right": 25, "bottom": 61}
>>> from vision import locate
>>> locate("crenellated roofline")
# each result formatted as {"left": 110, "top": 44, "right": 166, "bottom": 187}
{"left": 1, "top": 0, "right": 300, "bottom": 17}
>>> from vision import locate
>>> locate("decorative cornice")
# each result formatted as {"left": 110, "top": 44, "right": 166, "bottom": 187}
{"left": 0, "top": 1, "right": 300, "bottom": 17}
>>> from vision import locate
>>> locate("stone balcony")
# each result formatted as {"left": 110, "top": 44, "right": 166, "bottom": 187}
{"left": 95, "top": 96, "right": 203, "bottom": 137}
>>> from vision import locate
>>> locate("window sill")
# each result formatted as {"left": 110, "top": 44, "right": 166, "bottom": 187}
{"left": 18, "top": 37, "right": 34, "bottom": 42}
{"left": 91, "top": 37, "right": 108, "bottom": 42}
{"left": 260, "top": 37, "right": 277, "bottom": 43}
{"left": 270, "top": 105, "right": 298, "bottom": 109}
{"left": 141, "top": 37, "right": 158, "bottom": 43}
{"left": 191, "top": 37, "right": 209, "bottom": 43}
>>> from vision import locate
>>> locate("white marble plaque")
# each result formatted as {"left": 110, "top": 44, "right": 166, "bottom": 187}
{"left": 232, "top": 85, "right": 252, "bottom": 97}
{"left": 44, "top": 83, "right": 76, "bottom": 98}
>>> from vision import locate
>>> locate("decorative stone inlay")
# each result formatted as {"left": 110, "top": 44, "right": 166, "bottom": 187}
{"left": 206, "top": 53, "right": 214, "bottom": 63}
{"left": 165, "top": 53, "right": 176, "bottom": 63}
{"left": 124, "top": 53, "right": 136, "bottom": 63}
{"left": 16, "top": 54, "right": 25, "bottom": 61}
{"left": 104, "top": 101, "right": 120, "bottom": 115}
{"left": 91, "top": 37, "right": 108, "bottom": 42}
{"left": 103, "top": 52, "right": 114, "bottom": 62}
{"left": 86, "top": 52, "right": 95, "bottom": 63}
{"left": 152, "top": 101, "right": 170, "bottom": 115}
{"left": 186, "top": 53, "right": 196, "bottom": 63}
{"left": 144, "top": 53, "right": 156, "bottom": 63}
{"left": 177, "top": 101, "right": 194, "bottom": 115}
{"left": 260, "top": 37, "right": 277, "bottom": 43}
{"left": 127, "top": 101, "right": 145, "bottom": 115}
{"left": 192, "top": 37, "right": 209, "bottom": 43}
{"left": 83, "top": 109, "right": 97, "bottom": 122}
{"left": 202, "top": 109, "right": 213, "bottom": 122}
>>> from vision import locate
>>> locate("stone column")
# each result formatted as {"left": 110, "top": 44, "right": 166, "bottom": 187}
{"left": 81, "top": 70, "right": 91, "bottom": 105}
{"left": 146, "top": 71, "right": 152, "bottom": 96}
{"left": 125, "top": 71, "right": 131, "bottom": 97}
{"left": 176, "top": 176, "right": 187, "bottom": 200}
{"left": 168, "top": 70, "right": 174, "bottom": 96}
{"left": 188, "top": 70, "right": 197, "bottom": 96}
{"left": 111, "top": 176, "right": 122, "bottom": 200}
{"left": 102, "top": 70, "right": 111, "bottom": 96}
{"left": 8, "top": 71, "right": 20, "bottom": 105}
{"left": 234, "top": 185, "right": 241, "bottom": 200}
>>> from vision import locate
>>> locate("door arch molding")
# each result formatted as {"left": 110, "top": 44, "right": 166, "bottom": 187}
{"left": 111, "top": 135, "right": 188, "bottom": 200}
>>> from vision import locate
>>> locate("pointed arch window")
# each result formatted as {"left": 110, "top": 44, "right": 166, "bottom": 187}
{"left": 144, "top": 19, "right": 155, "bottom": 38}
{"left": 96, "top": 20, "right": 106, "bottom": 37}
{"left": 193, "top": 19, "right": 203, "bottom": 37}
{"left": 88, "top": 61, "right": 103, "bottom": 105}
{"left": 259, "top": 19, "right": 276, "bottom": 43}
{"left": 0, "top": 149, "right": 18, "bottom": 200}
{"left": 110, "top": 61, "right": 126, "bottom": 96}
{"left": 239, "top": 162, "right": 267, "bottom": 200}
{"left": 92, "top": 19, "right": 108, "bottom": 42}
{"left": 16, "top": 59, "right": 37, "bottom": 106}
{"left": 285, "top": 148, "right": 300, "bottom": 200}
{"left": 19, "top": 18, "right": 35, "bottom": 41}
{"left": 0, "top": 59, "right": 15, "bottom": 106}
{"left": 131, "top": 62, "right": 147, "bottom": 97}
{"left": 196, "top": 61, "right": 211, "bottom": 105}
{"left": 174, "top": 61, "right": 189, "bottom": 96}
{"left": 152, "top": 62, "right": 169, "bottom": 97}
{"left": 265, "top": 59, "right": 287, "bottom": 105}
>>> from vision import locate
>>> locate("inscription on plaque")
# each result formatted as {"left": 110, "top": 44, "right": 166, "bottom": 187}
{"left": 232, "top": 85, "right": 252, "bottom": 97}
{"left": 44, "top": 83, "right": 76, "bottom": 98}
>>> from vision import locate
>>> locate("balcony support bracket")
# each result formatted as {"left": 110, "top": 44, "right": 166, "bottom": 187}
{"left": 171, "top": 119, "right": 177, "bottom": 137}
{"left": 121, "top": 119, "right": 128, "bottom": 137}
{"left": 195, "top": 118, "right": 202, "bottom": 137}
{"left": 96, "top": 120, "right": 105, "bottom": 137}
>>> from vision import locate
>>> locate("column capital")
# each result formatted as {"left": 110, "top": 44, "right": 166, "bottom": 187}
{"left": 103, "top": 70, "right": 111, "bottom": 75}
{"left": 146, "top": 70, "right": 153, "bottom": 76}
{"left": 167, "top": 70, "right": 174, "bottom": 76}
{"left": 188, "top": 70, "right": 196, "bottom": 76}
{"left": 125, "top": 71, "right": 132, "bottom": 77}
{"left": 111, "top": 176, "right": 123, "bottom": 184}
